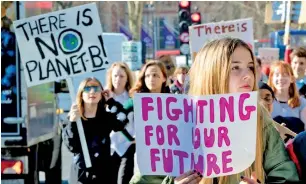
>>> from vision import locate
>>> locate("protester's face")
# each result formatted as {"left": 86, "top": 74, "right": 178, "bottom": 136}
{"left": 177, "top": 71, "right": 187, "bottom": 85}
{"left": 112, "top": 66, "right": 128, "bottom": 91}
{"left": 272, "top": 68, "right": 293, "bottom": 91}
{"left": 229, "top": 47, "right": 255, "bottom": 93}
{"left": 260, "top": 89, "right": 274, "bottom": 113}
{"left": 82, "top": 81, "right": 102, "bottom": 104}
{"left": 291, "top": 56, "right": 306, "bottom": 79}
{"left": 144, "top": 65, "right": 166, "bottom": 93}
{"left": 256, "top": 60, "right": 263, "bottom": 82}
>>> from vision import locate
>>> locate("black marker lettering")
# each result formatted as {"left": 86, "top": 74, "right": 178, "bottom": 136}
{"left": 88, "top": 45, "right": 103, "bottom": 68}
{"left": 38, "top": 17, "right": 48, "bottom": 33}
{"left": 82, "top": 8, "right": 93, "bottom": 26}
{"left": 77, "top": 52, "right": 87, "bottom": 72}
{"left": 59, "top": 13, "right": 67, "bottom": 29}
{"left": 25, "top": 60, "right": 38, "bottom": 82}
{"left": 46, "top": 60, "right": 58, "bottom": 77}
{"left": 39, "top": 62, "right": 48, "bottom": 80}
{"left": 35, "top": 33, "right": 58, "bottom": 59}
{"left": 48, "top": 16, "right": 58, "bottom": 31}
{"left": 28, "top": 21, "right": 39, "bottom": 36}
{"left": 70, "top": 55, "right": 81, "bottom": 74}
{"left": 76, "top": 11, "right": 80, "bottom": 26}
{"left": 55, "top": 58, "right": 71, "bottom": 76}
{"left": 16, "top": 22, "right": 29, "bottom": 41}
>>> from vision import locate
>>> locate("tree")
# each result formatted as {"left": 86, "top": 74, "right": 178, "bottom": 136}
{"left": 127, "top": 1, "right": 143, "bottom": 41}
{"left": 53, "top": 1, "right": 73, "bottom": 11}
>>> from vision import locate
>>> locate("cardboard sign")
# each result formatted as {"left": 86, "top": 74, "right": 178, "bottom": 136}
{"left": 13, "top": 3, "right": 108, "bottom": 87}
{"left": 133, "top": 92, "right": 258, "bottom": 178}
{"left": 258, "top": 48, "right": 279, "bottom": 66}
{"left": 189, "top": 18, "right": 254, "bottom": 59}
{"left": 122, "top": 41, "right": 142, "bottom": 71}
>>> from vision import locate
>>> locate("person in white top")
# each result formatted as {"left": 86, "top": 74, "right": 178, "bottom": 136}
{"left": 105, "top": 62, "right": 135, "bottom": 184}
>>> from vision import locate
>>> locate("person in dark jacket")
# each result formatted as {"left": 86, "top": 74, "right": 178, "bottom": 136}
{"left": 62, "top": 77, "right": 132, "bottom": 184}
{"left": 170, "top": 66, "right": 188, "bottom": 94}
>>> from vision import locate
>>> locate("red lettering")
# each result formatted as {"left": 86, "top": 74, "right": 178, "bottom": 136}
{"left": 194, "top": 25, "right": 204, "bottom": 37}
{"left": 221, "top": 25, "right": 228, "bottom": 33}
{"left": 205, "top": 25, "right": 212, "bottom": 34}
{"left": 241, "top": 22, "right": 247, "bottom": 32}
{"left": 214, "top": 26, "right": 221, "bottom": 34}
{"left": 229, "top": 24, "right": 235, "bottom": 32}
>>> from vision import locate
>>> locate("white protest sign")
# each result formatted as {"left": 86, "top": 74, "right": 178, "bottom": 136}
{"left": 189, "top": 18, "right": 254, "bottom": 57}
{"left": 13, "top": 3, "right": 108, "bottom": 87}
{"left": 134, "top": 92, "right": 258, "bottom": 178}
{"left": 258, "top": 48, "right": 279, "bottom": 66}
{"left": 122, "top": 41, "right": 142, "bottom": 71}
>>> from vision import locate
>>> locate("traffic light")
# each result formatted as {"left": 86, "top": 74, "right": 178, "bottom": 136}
{"left": 54, "top": 80, "right": 69, "bottom": 93}
{"left": 178, "top": 1, "right": 191, "bottom": 55}
{"left": 191, "top": 12, "right": 201, "bottom": 25}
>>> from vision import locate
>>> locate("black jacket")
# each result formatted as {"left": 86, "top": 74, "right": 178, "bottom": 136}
{"left": 62, "top": 98, "right": 130, "bottom": 184}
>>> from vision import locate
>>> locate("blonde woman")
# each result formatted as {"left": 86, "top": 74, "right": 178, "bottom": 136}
{"left": 186, "top": 38, "right": 299, "bottom": 184}
{"left": 105, "top": 62, "right": 136, "bottom": 184}
{"left": 62, "top": 77, "right": 132, "bottom": 184}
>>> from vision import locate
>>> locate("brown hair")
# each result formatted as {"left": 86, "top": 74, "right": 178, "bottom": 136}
{"left": 129, "top": 60, "right": 168, "bottom": 97}
{"left": 290, "top": 47, "right": 306, "bottom": 60}
{"left": 158, "top": 55, "right": 176, "bottom": 77}
{"left": 76, "top": 77, "right": 105, "bottom": 120}
{"left": 268, "top": 61, "right": 300, "bottom": 108}
{"left": 106, "top": 62, "right": 134, "bottom": 92}
{"left": 189, "top": 37, "right": 264, "bottom": 184}
{"left": 174, "top": 66, "right": 189, "bottom": 76}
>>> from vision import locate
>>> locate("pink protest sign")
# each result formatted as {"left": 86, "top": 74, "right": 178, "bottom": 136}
{"left": 133, "top": 92, "right": 258, "bottom": 178}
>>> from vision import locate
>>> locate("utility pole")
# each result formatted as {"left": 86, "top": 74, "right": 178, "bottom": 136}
{"left": 284, "top": 0, "right": 292, "bottom": 63}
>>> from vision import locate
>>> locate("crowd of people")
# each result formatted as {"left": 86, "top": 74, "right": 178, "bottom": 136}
{"left": 62, "top": 37, "right": 306, "bottom": 184}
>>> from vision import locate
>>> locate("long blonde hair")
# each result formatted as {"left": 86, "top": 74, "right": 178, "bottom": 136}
{"left": 268, "top": 61, "right": 300, "bottom": 108}
{"left": 189, "top": 38, "right": 265, "bottom": 184}
{"left": 106, "top": 62, "right": 134, "bottom": 93}
{"left": 76, "top": 77, "right": 105, "bottom": 120}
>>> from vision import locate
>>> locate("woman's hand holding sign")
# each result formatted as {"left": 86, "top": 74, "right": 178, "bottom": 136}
{"left": 69, "top": 103, "right": 80, "bottom": 122}
{"left": 174, "top": 170, "right": 202, "bottom": 184}
{"left": 239, "top": 172, "right": 261, "bottom": 184}
{"left": 102, "top": 89, "right": 114, "bottom": 101}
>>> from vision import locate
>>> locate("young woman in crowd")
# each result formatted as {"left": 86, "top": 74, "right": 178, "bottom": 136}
{"left": 170, "top": 66, "right": 189, "bottom": 94}
{"left": 268, "top": 62, "right": 306, "bottom": 133}
{"left": 105, "top": 62, "right": 135, "bottom": 184}
{"left": 186, "top": 38, "right": 299, "bottom": 184}
{"left": 290, "top": 47, "right": 306, "bottom": 97}
{"left": 62, "top": 77, "right": 133, "bottom": 184}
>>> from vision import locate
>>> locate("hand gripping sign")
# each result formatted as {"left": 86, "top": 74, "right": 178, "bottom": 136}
{"left": 133, "top": 92, "right": 258, "bottom": 178}
{"left": 13, "top": 3, "right": 110, "bottom": 168}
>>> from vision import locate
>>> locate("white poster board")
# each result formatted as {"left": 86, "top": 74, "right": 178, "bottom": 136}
{"left": 13, "top": 3, "right": 109, "bottom": 87}
{"left": 258, "top": 48, "right": 280, "bottom": 66}
{"left": 189, "top": 18, "right": 254, "bottom": 56}
{"left": 122, "top": 41, "right": 142, "bottom": 71}
{"left": 133, "top": 92, "right": 258, "bottom": 178}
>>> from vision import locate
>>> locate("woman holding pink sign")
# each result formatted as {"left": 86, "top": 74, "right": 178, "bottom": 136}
{"left": 186, "top": 38, "right": 300, "bottom": 184}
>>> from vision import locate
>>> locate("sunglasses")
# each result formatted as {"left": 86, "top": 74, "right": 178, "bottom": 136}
{"left": 83, "top": 86, "right": 102, "bottom": 93}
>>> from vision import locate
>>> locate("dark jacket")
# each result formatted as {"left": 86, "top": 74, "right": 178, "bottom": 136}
{"left": 170, "top": 80, "right": 184, "bottom": 94}
{"left": 62, "top": 98, "right": 129, "bottom": 184}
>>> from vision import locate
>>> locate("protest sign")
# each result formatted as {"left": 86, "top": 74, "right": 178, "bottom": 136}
{"left": 122, "top": 41, "right": 142, "bottom": 71}
{"left": 189, "top": 18, "right": 254, "bottom": 60}
{"left": 13, "top": 3, "right": 108, "bottom": 87}
{"left": 133, "top": 92, "right": 258, "bottom": 178}
{"left": 258, "top": 48, "right": 279, "bottom": 66}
